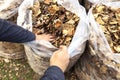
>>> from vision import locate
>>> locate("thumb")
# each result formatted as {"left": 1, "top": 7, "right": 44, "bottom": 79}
{"left": 60, "top": 45, "right": 68, "bottom": 54}
{"left": 60, "top": 45, "right": 67, "bottom": 50}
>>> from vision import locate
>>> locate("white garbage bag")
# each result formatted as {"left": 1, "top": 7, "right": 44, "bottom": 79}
{"left": 0, "top": 0, "right": 24, "bottom": 19}
{"left": 17, "top": 0, "right": 89, "bottom": 75}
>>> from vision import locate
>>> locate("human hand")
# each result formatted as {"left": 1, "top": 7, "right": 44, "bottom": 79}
{"left": 50, "top": 45, "right": 70, "bottom": 72}
{"left": 35, "top": 34, "right": 54, "bottom": 41}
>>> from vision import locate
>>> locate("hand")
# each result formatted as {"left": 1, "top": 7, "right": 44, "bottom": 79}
{"left": 50, "top": 45, "right": 70, "bottom": 72}
{"left": 35, "top": 34, "right": 54, "bottom": 41}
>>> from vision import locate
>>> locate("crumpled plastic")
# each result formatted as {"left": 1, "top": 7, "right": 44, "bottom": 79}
{"left": 17, "top": 0, "right": 89, "bottom": 75}
{"left": 0, "top": 0, "right": 23, "bottom": 19}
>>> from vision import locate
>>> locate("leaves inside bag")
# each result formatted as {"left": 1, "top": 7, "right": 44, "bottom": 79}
{"left": 32, "top": 0, "right": 80, "bottom": 48}
{"left": 92, "top": 5, "right": 120, "bottom": 53}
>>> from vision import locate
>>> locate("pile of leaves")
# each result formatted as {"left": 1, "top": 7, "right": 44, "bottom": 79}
{"left": 32, "top": 0, "right": 80, "bottom": 47}
{"left": 92, "top": 5, "right": 120, "bottom": 53}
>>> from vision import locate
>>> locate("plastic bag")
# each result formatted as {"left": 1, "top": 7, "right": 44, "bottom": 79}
{"left": 0, "top": 0, "right": 24, "bottom": 19}
{"left": 84, "top": 0, "right": 103, "bottom": 12}
{"left": 88, "top": 1, "right": 120, "bottom": 59}
{"left": 75, "top": 45, "right": 120, "bottom": 80}
{"left": 17, "top": 0, "right": 89, "bottom": 75}
{"left": 76, "top": 1, "right": 120, "bottom": 80}
{"left": 84, "top": 0, "right": 120, "bottom": 11}
{"left": 0, "top": 0, "right": 25, "bottom": 59}
{"left": 0, "top": 42, "right": 25, "bottom": 59}
{"left": 88, "top": 0, "right": 120, "bottom": 4}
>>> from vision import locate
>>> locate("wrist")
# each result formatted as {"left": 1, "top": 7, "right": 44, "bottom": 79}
{"left": 44, "top": 66, "right": 65, "bottom": 80}
{"left": 35, "top": 34, "right": 40, "bottom": 40}
{"left": 35, "top": 34, "right": 37, "bottom": 40}
{"left": 50, "top": 65, "right": 64, "bottom": 72}
{"left": 49, "top": 65, "right": 64, "bottom": 73}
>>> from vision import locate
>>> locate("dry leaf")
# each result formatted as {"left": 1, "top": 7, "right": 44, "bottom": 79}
{"left": 32, "top": 1, "right": 80, "bottom": 47}
{"left": 93, "top": 5, "right": 120, "bottom": 53}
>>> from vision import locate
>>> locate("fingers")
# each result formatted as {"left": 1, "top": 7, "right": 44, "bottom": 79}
{"left": 43, "top": 33, "right": 54, "bottom": 37}
{"left": 48, "top": 35, "right": 54, "bottom": 41}
{"left": 41, "top": 33, "right": 55, "bottom": 41}
{"left": 48, "top": 38, "right": 54, "bottom": 41}
{"left": 50, "top": 45, "right": 70, "bottom": 72}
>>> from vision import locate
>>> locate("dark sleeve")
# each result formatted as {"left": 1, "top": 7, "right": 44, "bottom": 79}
{"left": 40, "top": 66, "right": 65, "bottom": 80}
{"left": 0, "top": 19, "right": 36, "bottom": 43}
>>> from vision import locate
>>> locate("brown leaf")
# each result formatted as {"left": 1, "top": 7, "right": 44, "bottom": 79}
{"left": 32, "top": 1, "right": 80, "bottom": 47}
{"left": 48, "top": 5, "right": 59, "bottom": 14}
{"left": 54, "top": 19, "right": 62, "bottom": 28}
{"left": 93, "top": 5, "right": 120, "bottom": 53}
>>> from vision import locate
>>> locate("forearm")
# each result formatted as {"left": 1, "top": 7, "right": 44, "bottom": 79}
{"left": 40, "top": 66, "right": 65, "bottom": 80}
{"left": 0, "top": 19, "right": 35, "bottom": 43}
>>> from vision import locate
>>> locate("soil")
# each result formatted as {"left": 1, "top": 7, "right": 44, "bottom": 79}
{"left": 0, "top": 57, "right": 40, "bottom": 80}
{"left": 0, "top": 56, "right": 78, "bottom": 80}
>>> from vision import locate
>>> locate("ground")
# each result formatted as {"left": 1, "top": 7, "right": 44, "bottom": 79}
{"left": 0, "top": 57, "right": 40, "bottom": 80}
{"left": 0, "top": 56, "right": 78, "bottom": 80}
